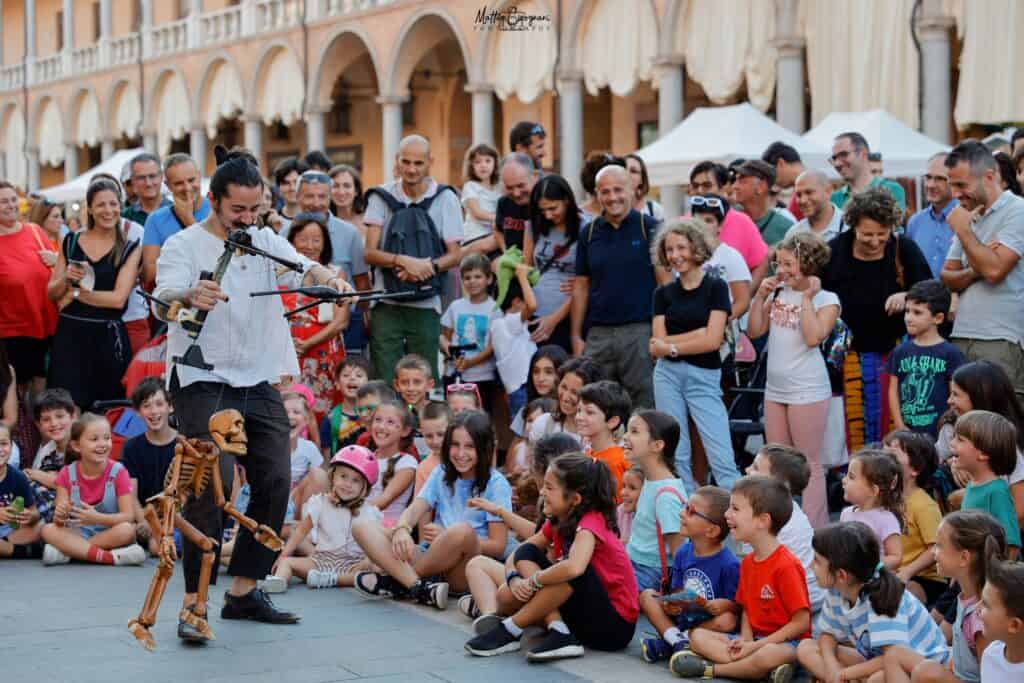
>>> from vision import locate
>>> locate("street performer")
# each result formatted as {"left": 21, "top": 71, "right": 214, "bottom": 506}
{"left": 154, "top": 149, "right": 353, "bottom": 642}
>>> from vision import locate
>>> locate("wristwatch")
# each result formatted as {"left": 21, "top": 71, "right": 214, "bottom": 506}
{"left": 669, "top": 343, "right": 678, "bottom": 358}
{"left": 394, "top": 524, "right": 412, "bottom": 536}
{"left": 430, "top": 258, "right": 439, "bottom": 275}
{"left": 72, "top": 288, "right": 80, "bottom": 300}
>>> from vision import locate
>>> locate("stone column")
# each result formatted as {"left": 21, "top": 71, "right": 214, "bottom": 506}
{"left": 378, "top": 95, "right": 407, "bottom": 180}
{"left": 24, "top": 0, "right": 36, "bottom": 85}
{"left": 190, "top": 125, "right": 208, "bottom": 176}
{"left": 557, "top": 72, "right": 584, "bottom": 198}
{"left": 918, "top": 0, "right": 954, "bottom": 143}
{"left": 774, "top": 0, "right": 805, "bottom": 133}
{"left": 140, "top": 0, "right": 153, "bottom": 59}
{"left": 656, "top": 58, "right": 685, "bottom": 216}
{"left": 188, "top": 0, "right": 203, "bottom": 48}
{"left": 62, "top": 0, "right": 74, "bottom": 75}
{"left": 142, "top": 130, "right": 158, "bottom": 155}
{"left": 305, "top": 107, "right": 327, "bottom": 154}
{"left": 240, "top": 0, "right": 256, "bottom": 35}
{"left": 64, "top": 144, "right": 79, "bottom": 182}
{"left": 466, "top": 83, "right": 495, "bottom": 148}
{"left": 243, "top": 117, "right": 263, "bottom": 168}
{"left": 26, "top": 148, "right": 40, "bottom": 191}
{"left": 101, "top": 138, "right": 115, "bottom": 161}
{"left": 98, "top": 0, "right": 113, "bottom": 67}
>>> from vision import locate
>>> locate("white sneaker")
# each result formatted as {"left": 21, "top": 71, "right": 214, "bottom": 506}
{"left": 306, "top": 569, "right": 338, "bottom": 589}
{"left": 42, "top": 544, "right": 71, "bottom": 566}
{"left": 258, "top": 575, "right": 288, "bottom": 593}
{"left": 112, "top": 543, "right": 147, "bottom": 566}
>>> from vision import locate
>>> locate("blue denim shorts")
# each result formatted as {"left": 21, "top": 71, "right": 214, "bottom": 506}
{"left": 632, "top": 560, "right": 663, "bottom": 593}
{"left": 727, "top": 633, "right": 802, "bottom": 649}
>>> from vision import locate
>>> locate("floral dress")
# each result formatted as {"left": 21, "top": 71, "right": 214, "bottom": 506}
{"left": 280, "top": 288, "right": 344, "bottom": 422}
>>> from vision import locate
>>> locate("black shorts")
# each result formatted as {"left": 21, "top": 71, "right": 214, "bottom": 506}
{"left": 4, "top": 336, "right": 50, "bottom": 382}
{"left": 513, "top": 542, "right": 636, "bottom": 651}
{"left": 911, "top": 576, "right": 949, "bottom": 609}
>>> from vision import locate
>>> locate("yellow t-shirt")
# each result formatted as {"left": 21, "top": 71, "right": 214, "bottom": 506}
{"left": 900, "top": 487, "right": 944, "bottom": 581}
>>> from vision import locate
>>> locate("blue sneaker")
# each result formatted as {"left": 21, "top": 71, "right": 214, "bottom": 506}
{"left": 641, "top": 636, "right": 686, "bottom": 663}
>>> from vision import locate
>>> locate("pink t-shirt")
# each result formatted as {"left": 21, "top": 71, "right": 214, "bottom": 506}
{"left": 719, "top": 209, "right": 769, "bottom": 271}
{"left": 840, "top": 506, "right": 902, "bottom": 549}
{"left": 55, "top": 460, "right": 132, "bottom": 505}
{"left": 542, "top": 510, "right": 639, "bottom": 622}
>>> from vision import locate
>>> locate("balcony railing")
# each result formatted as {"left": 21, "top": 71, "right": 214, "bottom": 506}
{"left": 0, "top": 0, "right": 399, "bottom": 93}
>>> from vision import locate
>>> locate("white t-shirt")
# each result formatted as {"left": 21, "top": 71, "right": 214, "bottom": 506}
{"left": 304, "top": 492, "right": 382, "bottom": 554}
{"left": 765, "top": 286, "right": 841, "bottom": 405}
{"left": 369, "top": 452, "right": 418, "bottom": 524}
{"left": 779, "top": 502, "right": 824, "bottom": 611}
{"left": 981, "top": 641, "right": 1024, "bottom": 680}
{"left": 461, "top": 180, "right": 500, "bottom": 241}
{"left": 528, "top": 413, "right": 582, "bottom": 446}
{"left": 122, "top": 220, "right": 149, "bottom": 323}
{"left": 702, "top": 242, "right": 752, "bottom": 296}
{"left": 155, "top": 225, "right": 316, "bottom": 388}
{"left": 490, "top": 311, "right": 536, "bottom": 394}
{"left": 441, "top": 297, "right": 499, "bottom": 382}
{"left": 290, "top": 438, "right": 321, "bottom": 487}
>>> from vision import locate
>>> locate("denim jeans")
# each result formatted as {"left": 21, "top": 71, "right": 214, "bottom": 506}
{"left": 653, "top": 359, "right": 739, "bottom": 494}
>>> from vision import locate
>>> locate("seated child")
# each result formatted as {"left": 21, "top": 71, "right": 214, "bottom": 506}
{"left": 797, "top": 521, "right": 949, "bottom": 682}
{"left": 446, "top": 383, "right": 483, "bottom": 416}
{"left": 980, "top": 557, "right": 1024, "bottom": 678}
{"left": 262, "top": 446, "right": 381, "bottom": 591}
{"left": 283, "top": 391, "right": 327, "bottom": 533}
{"left": 415, "top": 401, "right": 453, "bottom": 494}
{"left": 746, "top": 444, "right": 825, "bottom": 611}
{"left": 353, "top": 410, "right": 512, "bottom": 609}
{"left": 465, "top": 454, "right": 637, "bottom": 662}
{"left": 618, "top": 466, "right": 642, "bottom": 544}
{"left": 320, "top": 356, "right": 370, "bottom": 457}
{"left": 882, "top": 430, "right": 947, "bottom": 608}
{"left": 640, "top": 485, "right": 739, "bottom": 665}
{"left": 367, "top": 399, "right": 418, "bottom": 527}
{"left": 841, "top": 449, "right": 905, "bottom": 570}
{"left": 40, "top": 413, "right": 146, "bottom": 566}
{"left": 0, "top": 423, "right": 42, "bottom": 558}
{"left": 576, "top": 380, "right": 631, "bottom": 495}
{"left": 955, "top": 410, "right": 1022, "bottom": 554}
{"left": 354, "top": 380, "right": 398, "bottom": 450}
{"left": 22, "top": 389, "right": 76, "bottom": 523}
{"left": 120, "top": 378, "right": 177, "bottom": 555}
{"left": 490, "top": 262, "right": 538, "bottom": 420}
{"left": 505, "top": 398, "right": 556, "bottom": 475}
{"left": 670, "top": 476, "right": 810, "bottom": 681}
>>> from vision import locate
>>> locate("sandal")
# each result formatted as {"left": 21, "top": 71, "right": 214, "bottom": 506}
{"left": 354, "top": 571, "right": 408, "bottom": 600}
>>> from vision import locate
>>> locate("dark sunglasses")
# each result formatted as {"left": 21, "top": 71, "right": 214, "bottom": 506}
{"left": 684, "top": 502, "right": 718, "bottom": 525}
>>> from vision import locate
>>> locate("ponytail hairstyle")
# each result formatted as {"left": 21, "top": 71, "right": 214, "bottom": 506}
{"left": 531, "top": 432, "right": 580, "bottom": 480}
{"left": 812, "top": 521, "right": 905, "bottom": 617}
{"left": 85, "top": 178, "right": 127, "bottom": 265}
{"left": 547, "top": 452, "right": 618, "bottom": 545}
{"left": 851, "top": 449, "right": 905, "bottom": 530}
{"left": 65, "top": 412, "right": 110, "bottom": 466}
{"left": 631, "top": 409, "right": 680, "bottom": 477}
{"left": 882, "top": 430, "right": 947, "bottom": 511}
{"left": 440, "top": 410, "right": 495, "bottom": 495}
{"left": 940, "top": 510, "right": 1008, "bottom": 595}
{"left": 374, "top": 399, "right": 415, "bottom": 491}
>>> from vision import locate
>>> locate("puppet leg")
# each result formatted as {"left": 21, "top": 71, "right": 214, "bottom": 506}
{"left": 128, "top": 499, "right": 178, "bottom": 650}
{"left": 175, "top": 513, "right": 217, "bottom": 641}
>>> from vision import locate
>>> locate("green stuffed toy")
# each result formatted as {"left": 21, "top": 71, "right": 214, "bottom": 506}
{"left": 494, "top": 246, "right": 540, "bottom": 309}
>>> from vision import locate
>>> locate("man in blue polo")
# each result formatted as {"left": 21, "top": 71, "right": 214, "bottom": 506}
{"left": 571, "top": 165, "right": 670, "bottom": 408}
{"left": 906, "top": 152, "right": 957, "bottom": 277}
{"left": 141, "top": 153, "right": 211, "bottom": 286}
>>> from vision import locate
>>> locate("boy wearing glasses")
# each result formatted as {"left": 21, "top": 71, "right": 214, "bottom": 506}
{"left": 639, "top": 485, "right": 739, "bottom": 665}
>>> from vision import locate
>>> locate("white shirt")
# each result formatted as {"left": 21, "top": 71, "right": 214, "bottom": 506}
{"left": 765, "top": 286, "right": 841, "bottom": 404}
{"left": 155, "top": 224, "right": 317, "bottom": 389}
{"left": 304, "top": 492, "right": 382, "bottom": 554}
{"left": 441, "top": 297, "right": 499, "bottom": 382}
{"left": 779, "top": 502, "right": 824, "bottom": 611}
{"left": 785, "top": 204, "right": 845, "bottom": 244}
{"left": 703, "top": 242, "right": 752, "bottom": 300}
{"left": 981, "top": 641, "right": 1024, "bottom": 680}
{"left": 461, "top": 181, "right": 500, "bottom": 241}
{"left": 369, "top": 453, "right": 418, "bottom": 525}
{"left": 490, "top": 311, "right": 536, "bottom": 394}
{"left": 122, "top": 220, "right": 149, "bottom": 323}
{"left": 290, "top": 438, "right": 321, "bottom": 487}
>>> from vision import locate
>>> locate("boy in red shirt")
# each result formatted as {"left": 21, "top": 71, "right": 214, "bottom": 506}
{"left": 671, "top": 475, "right": 810, "bottom": 681}
{"left": 576, "top": 381, "right": 631, "bottom": 496}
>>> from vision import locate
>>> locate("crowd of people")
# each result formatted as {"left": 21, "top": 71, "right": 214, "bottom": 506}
{"left": 0, "top": 119, "right": 1023, "bottom": 681}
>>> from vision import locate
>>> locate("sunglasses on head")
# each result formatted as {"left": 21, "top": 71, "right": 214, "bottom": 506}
{"left": 690, "top": 196, "right": 723, "bottom": 209}
{"left": 294, "top": 211, "right": 328, "bottom": 226}
{"left": 356, "top": 403, "right": 378, "bottom": 416}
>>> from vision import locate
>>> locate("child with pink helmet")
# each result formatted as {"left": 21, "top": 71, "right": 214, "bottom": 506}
{"left": 260, "top": 445, "right": 382, "bottom": 591}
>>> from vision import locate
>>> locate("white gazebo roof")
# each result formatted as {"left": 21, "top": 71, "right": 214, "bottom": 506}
{"left": 39, "top": 148, "right": 144, "bottom": 203}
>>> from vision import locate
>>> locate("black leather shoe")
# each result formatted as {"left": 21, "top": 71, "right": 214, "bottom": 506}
{"left": 220, "top": 589, "right": 301, "bottom": 624}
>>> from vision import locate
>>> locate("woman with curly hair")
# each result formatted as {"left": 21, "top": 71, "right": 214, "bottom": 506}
{"left": 748, "top": 232, "right": 839, "bottom": 527}
{"left": 821, "top": 187, "right": 932, "bottom": 449}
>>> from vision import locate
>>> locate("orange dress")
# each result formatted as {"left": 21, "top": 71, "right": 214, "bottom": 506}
{"left": 281, "top": 289, "right": 344, "bottom": 421}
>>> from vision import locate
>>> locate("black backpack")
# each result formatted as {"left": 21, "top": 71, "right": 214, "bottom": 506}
{"left": 366, "top": 184, "right": 455, "bottom": 301}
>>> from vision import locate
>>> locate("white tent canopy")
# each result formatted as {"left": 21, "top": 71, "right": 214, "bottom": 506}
{"left": 39, "top": 148, "right": 144, "bottom": 203}
{"left": 636, "top": 103, "right": 831, "bottom": 187}
{"left": 802, "top": 109, "right": 948, "bottom": 178}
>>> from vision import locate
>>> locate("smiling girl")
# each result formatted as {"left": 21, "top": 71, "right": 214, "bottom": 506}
{"left": 366, "top": 399, "right": 417, "bottom": 527}
{"left": 353, "top": 411, "right": 512, "bottom": 609}
{"left": 529, "top": 356, "right": 603, "bottom": 446}
{"left": 748, "top": 231, "right": 839, "bottom": 529}
{"left": 39, "top": 413, "right": 145, "bottom": 566}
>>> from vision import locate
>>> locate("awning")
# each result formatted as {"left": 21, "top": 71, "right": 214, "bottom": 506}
{"left": 39, "top": 147, "right": 145, "bottom": 203}
{"left": 38, "top": 100, "right": 65, "bottom": 167}
{"left": 204, "top": 61, "right": 244, "bottom": 137}
{"left": 3, "top": 110, "right": 27, "bottom": 190}
{"left": 950, "top": 0, "right": 1024, "bottom": 129}
{"left": 155, "top": 72, "right": 190, "bottom": 157}
{"left": 76, "top": 92, "right": 102, "bottom": 148}
{"left": 260, "top": 50, "right": 304, "bottom": 126}
{"left": 113, "top": 82, "right": 142, "bottom": 140}
{"left": 487, "top": 0, "right": 555, "bottom": 103}
{"left": 579, "top": 0, "right": 657, "bottom": 97}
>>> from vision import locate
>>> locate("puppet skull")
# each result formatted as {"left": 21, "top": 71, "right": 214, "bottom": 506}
{"left": 209, "top": 409, "right": 247, "bottom": 456}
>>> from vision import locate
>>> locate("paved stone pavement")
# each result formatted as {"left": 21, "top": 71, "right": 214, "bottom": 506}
{"left": 0, "top": 559, "right": 719, "bottom": 683}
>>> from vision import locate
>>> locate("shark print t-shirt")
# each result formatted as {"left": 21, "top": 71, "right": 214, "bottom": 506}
{"left": 886, "top": 340, "right": 965, "bottom": 437}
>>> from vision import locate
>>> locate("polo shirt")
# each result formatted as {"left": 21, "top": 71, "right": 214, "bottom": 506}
{"left": 784, "top": 204, "right": 845, "bottom": 243}
{"left": 906, "top": 199, "right": 958, "bottom": 277}
{"left": 142, "top": 197, "right": 212, "bottom": 248}
{"left": 752, "top": 208, "right": 794, "bottom": 247}
{"left": 280, "top": 214, "right": 368, "bottom": 281}
{"left": 832, "top": 176, "right": 907, "bottom": 211}
{"left": 575, "top": 209, "right": 657, "bottom": 327}
{"left": 123, "top": 197, "right": 171, "bottom": 227}
{"left": 719, "top": 209, "right": 769, "bottom": 270}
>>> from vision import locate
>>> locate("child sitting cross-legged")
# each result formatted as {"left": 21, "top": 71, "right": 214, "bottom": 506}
{"left": 352, "top": 410, "right": 512, "bottom": 609}
{"left": 0, "top": 423, "right": 43, "bottom": 559}
{"left": 576, "top": 380, "right": 631, "bottom": 495}
{"left": 261, "top": 446, "right": 381, "bottom": 591}
{"left": 670, "top": 476, "right": 810, "bottom": 681}
{"left": 639, "top": 485, "right": 739, "bottom": 666}
{"left": 40, "top": 413, "right": 146, "bottom": 566}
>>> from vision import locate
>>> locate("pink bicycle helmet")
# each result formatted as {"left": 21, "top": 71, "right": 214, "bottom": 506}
{"left": 330, "top": 445, "right": 379, "bottom": 487}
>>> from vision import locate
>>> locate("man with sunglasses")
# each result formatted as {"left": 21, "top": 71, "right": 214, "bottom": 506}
{"left": 906, "top": 152, "right": 957, "bottom": 277}
{"left": 509, "top": 121, "right": 546, "bottom": 170}
{"left": 733, "top": 160, "right": 794, "bottom": 247}
{"left": 829, "top": 132, "right": 906, "bottom": 212}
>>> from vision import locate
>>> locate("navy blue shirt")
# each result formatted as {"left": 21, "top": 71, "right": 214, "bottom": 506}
{"left": 576, "top": 209, "right": 658, "bottom": 326}
{"left": 0, "top": 465, "right": 36, "bottom": 536}
{"left": 120, "top": 433, "right": 177, "bottom": 503}
{"left": 886, "top": 340, "right": 966, "bottom": 437}
{"left": 670, "top": 541, "right": 740, "bottom": 629}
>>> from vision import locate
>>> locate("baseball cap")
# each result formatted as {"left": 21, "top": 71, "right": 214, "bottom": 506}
{"left": 735, "top": 159, "right": 776, "bottom": 186}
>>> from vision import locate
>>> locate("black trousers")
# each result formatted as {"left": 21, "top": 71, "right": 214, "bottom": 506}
{"left": 171, "top": 376, "right": 290, "bottom": 593}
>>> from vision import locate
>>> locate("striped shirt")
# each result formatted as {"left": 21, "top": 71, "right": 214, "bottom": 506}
{"left": 817, "top": 587, "right": 949, "bottom": 664}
